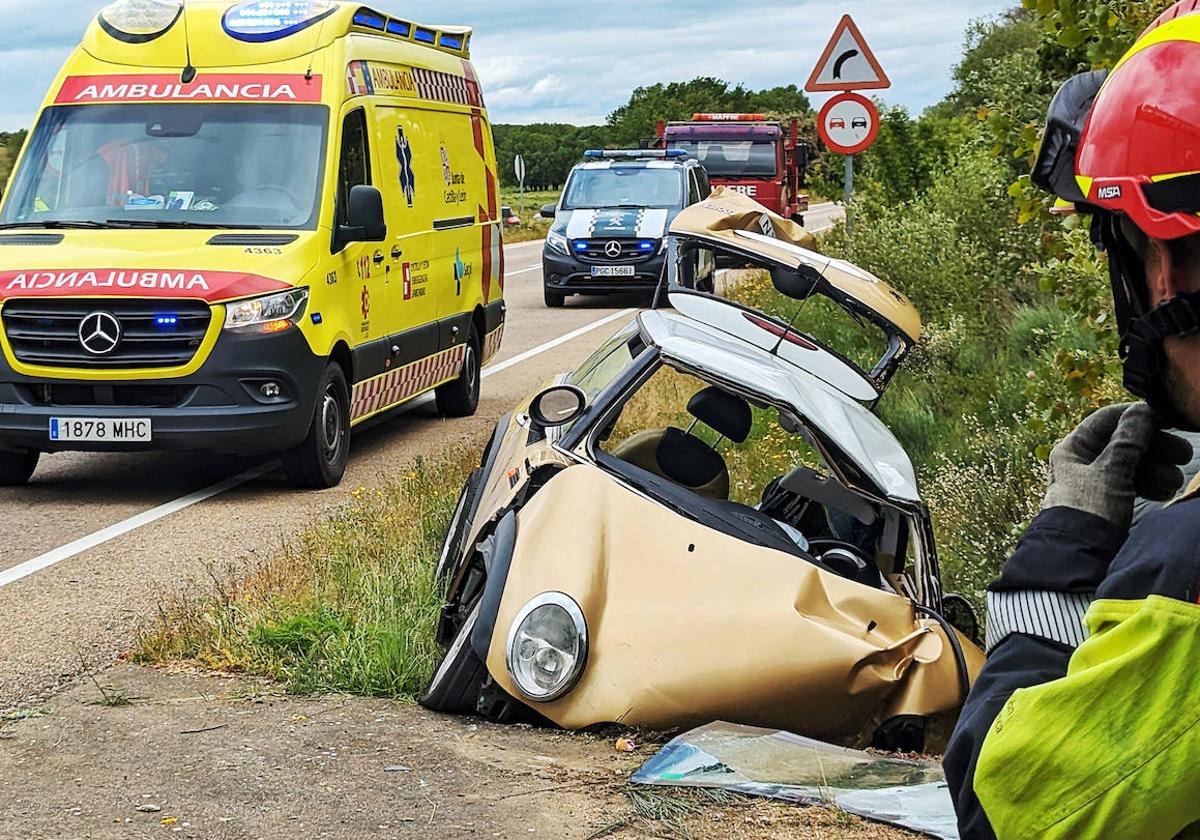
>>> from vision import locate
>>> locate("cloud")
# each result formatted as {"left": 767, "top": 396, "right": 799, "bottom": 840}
{"left": 0, "top": 0, "right": 1010, "bottom": 130}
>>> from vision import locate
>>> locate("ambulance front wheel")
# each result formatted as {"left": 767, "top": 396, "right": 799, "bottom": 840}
{"left": 436, "top": 329, "right": 481, "bottom": 418}
{"left": 0, "top": 450, "right": 38, "bottom": 486}
{"left": 282, "top": 362, "right": 351, "bottom": 489}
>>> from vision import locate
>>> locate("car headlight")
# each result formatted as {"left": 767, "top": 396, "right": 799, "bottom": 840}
{"left": 505, "top": 592, "right": 587, "bottom": 701}
{"left": 224, "top": 288, "right": 309, "bottom": 333}
{"left": 545, "top": 230, "right": 569, "bottom": 255}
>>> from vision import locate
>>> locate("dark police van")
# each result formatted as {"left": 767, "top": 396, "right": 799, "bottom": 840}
{"left": 539, "top": 150, "right": 710, "bottom": 307}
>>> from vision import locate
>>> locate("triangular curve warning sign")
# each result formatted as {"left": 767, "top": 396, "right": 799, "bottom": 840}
{"left": 806, "top": 15, "right": 891, "bottom": 92}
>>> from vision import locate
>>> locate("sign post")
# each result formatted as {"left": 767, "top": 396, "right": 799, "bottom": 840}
{"left": 514, "top": 154, "right": 527, "bottom": 219}
{"left": 806, "top": 14, "right": 890, "bottom": 236}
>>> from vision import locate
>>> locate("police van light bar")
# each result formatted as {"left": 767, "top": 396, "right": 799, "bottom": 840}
{"left": 692, "top": 113, "right": 768, "bottom": 122}
{"left": 583, "top": 149, "right": 689, "bottom": 160}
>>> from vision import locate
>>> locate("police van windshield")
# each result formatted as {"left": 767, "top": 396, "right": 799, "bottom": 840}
{"left": 0, "top": 103, "right": 328, "bottom": 230}
{"left": 562, "top": 167, "right": 684, "bottom": 211}
{"left": 669, "top": 141, "right": 777, "bottom": 178}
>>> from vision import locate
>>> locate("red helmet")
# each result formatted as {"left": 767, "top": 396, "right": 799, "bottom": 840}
{"left": 1032, "top": 1, "right": 1200, "bottom": 414}
{"left": 1075, "top": 1, "right": 1200, "bottom": 240}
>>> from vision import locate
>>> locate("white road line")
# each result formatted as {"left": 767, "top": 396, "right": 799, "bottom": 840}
{"left": 483, "top": 308, "right": 635, "bottom": 378}
{"left": 0, "top": 462, "right": 276, "bottom": 589}
{"left": 506, "top": 265, "right": 542, "bottom": 277}
{"left": 0, "top": 307, "right": 637, "bottom": 591}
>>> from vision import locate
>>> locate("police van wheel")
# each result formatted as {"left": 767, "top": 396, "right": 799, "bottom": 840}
{"left": 544, "top": 286, "right": 565, "bottom": 307}
{"left": 436, "top": 331, "right": 481, "bottom": 418}
{"left": 0, "top": 450, "right": 39, "bottom": 486}
{"left": 283, "top": 363, "right": 351, "bottom": 489}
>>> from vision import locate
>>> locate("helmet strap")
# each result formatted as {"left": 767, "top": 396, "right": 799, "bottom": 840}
{"left": 1099, "top": 216, "right": 1184, "bottom": 421}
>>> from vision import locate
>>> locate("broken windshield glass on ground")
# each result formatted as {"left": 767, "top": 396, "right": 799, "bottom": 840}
{"left": 631, "top": 721, "right": 960, "bottom": 840}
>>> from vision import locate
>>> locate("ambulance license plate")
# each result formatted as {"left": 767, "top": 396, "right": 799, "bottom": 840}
{"left": 49, "top": 417, "right": 152, "bottom": 443}
{"left": 591, "top": 265, "right": 635, "bottom": 277}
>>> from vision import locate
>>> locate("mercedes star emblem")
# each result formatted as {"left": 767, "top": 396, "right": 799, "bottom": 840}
{"left": 78, "top": 311, "right": 122, "bottom": 356}
{"left": 604, "top": 241, "right": 623, "bottom": 258}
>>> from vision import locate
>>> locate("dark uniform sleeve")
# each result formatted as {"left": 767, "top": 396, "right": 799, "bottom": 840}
{"left": 944, "top": 507, "right": 1128, "bottom": 840}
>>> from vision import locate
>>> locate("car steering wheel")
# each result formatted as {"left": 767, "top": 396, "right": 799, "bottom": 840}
{"left": 807, "top": 539, "right": 881, "bottom": 588}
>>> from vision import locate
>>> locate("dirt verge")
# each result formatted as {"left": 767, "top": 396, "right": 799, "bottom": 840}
{"left": 0, "top": 664, "right": 913, "bottom": 840}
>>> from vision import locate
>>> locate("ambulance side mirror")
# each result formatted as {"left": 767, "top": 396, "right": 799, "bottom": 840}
{"left": 337, "top": 185, "right": 387, "bottom": 249}
{"left": 539, "top": 204, "right": 557, "bottom": 219}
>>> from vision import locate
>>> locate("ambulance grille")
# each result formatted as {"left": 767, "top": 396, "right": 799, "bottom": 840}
{"left": 2, "top": 299, "right": 212, "bottom": 369}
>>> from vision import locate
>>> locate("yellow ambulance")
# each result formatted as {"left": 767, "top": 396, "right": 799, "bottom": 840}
{"left": 0, "top": 0, "right": 506, "bottom": 487}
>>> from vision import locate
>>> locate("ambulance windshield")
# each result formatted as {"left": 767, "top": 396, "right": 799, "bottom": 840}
{"left": 0, "top": 103, "right": 328, "bottom": 230}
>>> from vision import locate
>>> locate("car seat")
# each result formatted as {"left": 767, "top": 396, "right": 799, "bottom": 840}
{"left": 612, "top": 386, "right": 752, "bottom": 500}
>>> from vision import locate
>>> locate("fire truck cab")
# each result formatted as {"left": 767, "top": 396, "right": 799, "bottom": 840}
{"left": 659, "top": 114, "right": 809, "bottom": 225}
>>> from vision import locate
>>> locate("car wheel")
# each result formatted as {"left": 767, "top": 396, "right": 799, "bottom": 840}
{"left": 282, "top": 362, "right": 351, "bottom": 489}
{"left": 792, "top": 214, "right": 806, "bottom": 228}
{"left": 0, "top": 450, "right": 39, "bottom": 486}
{"left": 420, "top": 601, "right": 487, "bottom": 714}
{"left": 435, "top": 329, "right": 482, "bottom": 418}
{"left": 544, "top": 286, "right": 565, "bottom": 307}
{"left": 435, "top": 468, "right": 483, "bottom": 587}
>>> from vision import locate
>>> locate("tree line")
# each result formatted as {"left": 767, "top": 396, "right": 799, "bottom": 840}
{"left": 494, "top": 77, "right": 812, "bottom": 190}
{"left": 0, "top": 131, "right": 27, "bottom": 191}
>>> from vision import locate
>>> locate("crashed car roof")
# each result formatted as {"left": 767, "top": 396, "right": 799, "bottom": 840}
{"left": 638, "top": 309, "right": 920, "bottom": 503}
{"left": 668, "top": 188, "right": 922, "bottom": 344}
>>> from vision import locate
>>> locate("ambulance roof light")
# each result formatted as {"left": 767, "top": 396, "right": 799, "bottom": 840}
{"left": 98, "top": 0, "right": 183, "bottom": 43}
{"left": 351, "top": 9, "right": 386, "bottom": 30}
{"left": 223, "top": 1, "right": 337, "bottom": 43}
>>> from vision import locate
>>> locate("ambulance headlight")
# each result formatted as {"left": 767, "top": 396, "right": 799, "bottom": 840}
{"left": 545, "top": 230, "right": 569, "bottom": 255}
{"left": 224, "top": 288, "right": 309, "bottom": 333}
{"left": 98, "top": 0, "right": 183, "bottom": 41}
{"left": 506, "top": 592, "right": 587, "bottom": 701}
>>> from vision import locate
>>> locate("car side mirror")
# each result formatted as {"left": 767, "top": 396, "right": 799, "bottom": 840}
{"left": 336, "top": 185, "right": 387, "bottom": 249}
{"left": 539, "top": 203, "right": 557, "bottom": 220}
{"left": 529, "top": 385, "right": 587, "bottom": 428}
{"left": 771, "top": 264, "right": 821, "bottom": 300}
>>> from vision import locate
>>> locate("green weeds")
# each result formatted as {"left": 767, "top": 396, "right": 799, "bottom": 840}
{"left": 136, "top": 454, "right": 475, "bottom": 698}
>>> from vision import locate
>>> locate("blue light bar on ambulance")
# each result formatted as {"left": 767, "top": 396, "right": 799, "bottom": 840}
{"left": 386, "top": 19, "right": 410, "bottom": 36}
{"left": 440, "top": 33, "right": 464, "bottom": 49}
{"left": 352, "top": 9, "right": 386, "bottom": 30}
{"left": 583, "top": 149, "right": 689, "bottom": 160}
{"left": 223, "top": 0, "right": 337, "bottom": 43}
{"left": 414, "top": 27, "right": 436, "bottom": 43}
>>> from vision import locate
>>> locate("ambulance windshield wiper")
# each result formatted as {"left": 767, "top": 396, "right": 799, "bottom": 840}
{"left": 0, "top": 220, "right": 115, "bottom": 230}
{"left": 103, "top": 219, "right": 266, "bottom": 230}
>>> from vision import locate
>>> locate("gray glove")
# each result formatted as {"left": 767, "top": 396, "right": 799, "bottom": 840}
{"left": 1042, "top": 402, "right": 1191, "bottom": 529}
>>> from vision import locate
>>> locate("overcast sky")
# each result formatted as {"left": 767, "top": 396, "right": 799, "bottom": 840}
{"left": 0, "top": 0, "right": 1011, "bottom": 131}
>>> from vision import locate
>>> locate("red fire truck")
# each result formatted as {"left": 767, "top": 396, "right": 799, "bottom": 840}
{"left": 658, "top": 113, "right": 810, "bottom": 224}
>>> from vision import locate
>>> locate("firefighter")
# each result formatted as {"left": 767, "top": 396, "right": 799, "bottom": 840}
{"left": 945, "top": 3, "right": 1200, "bottom": 837}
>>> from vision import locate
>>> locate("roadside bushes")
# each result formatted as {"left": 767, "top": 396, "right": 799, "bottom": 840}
{"left": 815, "top": 142, "right": 1119, "bottom": 605}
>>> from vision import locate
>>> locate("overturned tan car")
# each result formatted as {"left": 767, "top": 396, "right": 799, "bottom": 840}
{"left": 422, "top": 189, "right": 983, "bottom": 751}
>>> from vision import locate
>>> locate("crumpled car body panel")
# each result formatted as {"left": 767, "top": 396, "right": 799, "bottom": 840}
{"left": 484, "top": 463, "right": 982, "bottom": 742}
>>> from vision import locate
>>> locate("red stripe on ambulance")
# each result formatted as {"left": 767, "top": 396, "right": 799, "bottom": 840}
{"left": 0, "top": 269, "right": 291, "bottom": 302}
{"left": 55, "top": 74, "right": 323, "bottom": 104}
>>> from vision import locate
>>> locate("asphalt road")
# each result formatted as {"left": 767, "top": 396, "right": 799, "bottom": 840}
{"left": 0, "top": 202, "right": 844, "bottom": 707}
